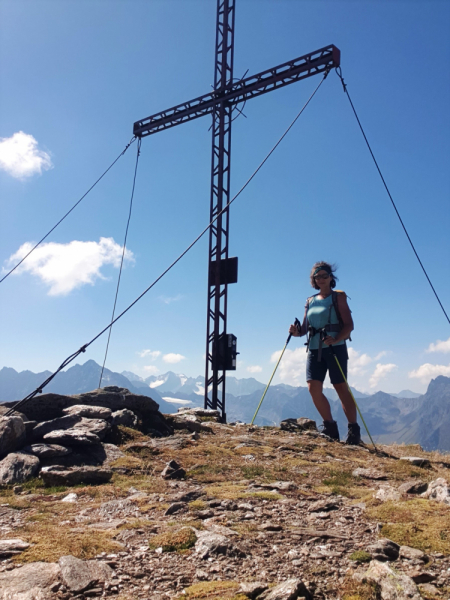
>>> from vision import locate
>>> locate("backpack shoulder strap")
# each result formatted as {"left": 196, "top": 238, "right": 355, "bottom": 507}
{"left": 331, "top": 290, "right": 345, "bottom": 328}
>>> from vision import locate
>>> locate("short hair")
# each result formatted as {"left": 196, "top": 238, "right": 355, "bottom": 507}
{"left": 310, "top": 261, "right": 338, "bottom": 290}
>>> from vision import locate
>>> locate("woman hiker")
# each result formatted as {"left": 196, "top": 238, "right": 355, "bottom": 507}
{"left": 289, "top": 261, "right": 361, "bottom": 445}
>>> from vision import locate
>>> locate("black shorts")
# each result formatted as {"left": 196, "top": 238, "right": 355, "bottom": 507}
{"left": 306, "top": 344, "right": 348, "bottom": 385}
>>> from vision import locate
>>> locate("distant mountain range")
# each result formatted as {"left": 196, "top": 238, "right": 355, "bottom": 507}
{"left": 1, "top": 361, "right": 448, "bottom": 451}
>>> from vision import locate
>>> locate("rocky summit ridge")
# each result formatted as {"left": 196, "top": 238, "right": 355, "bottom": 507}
{"left": 0, "top": 386, "right": 450, "bottom": 600}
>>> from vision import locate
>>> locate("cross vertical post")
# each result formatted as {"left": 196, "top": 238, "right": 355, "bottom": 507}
{"left": 204, "top": 0, "right": 236, "bottom": 421}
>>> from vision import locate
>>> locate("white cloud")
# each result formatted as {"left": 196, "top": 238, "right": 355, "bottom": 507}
{"left": 347, "top": 348, "right": 372, "bottom": 376}
{"left": 347, "top": 348, "right": 390, "bottom": 378}
{"left": 369, "top": 363, "right": 397, "bottom": 388}
{"left": 271, "top": 347, "right": 308, "bottom": 386}
{"left": 426, "top": 337, "right": 450, "bottom": 354}
{"left": 0, "top": 131, "right": 53, "bottom": 179}
{"left": 163, "top": 353, "right": 186, "bottom": 364}
{"left": 409, "top": 363, "right": 450, "bottom": 384}
{"left": 4, "top": 237, "right": 133, "bottom": 295}
{"left": 158, "top": 294, "right": 183, "bottom": 305}
{"left": 138, "top": 349, "right": 161, "bottom": 360}
{"left": 247, "top": 365, "right": 262, "bottom": 373}
{"left": 143, "top": 365, "right": 160, "bottom": 375}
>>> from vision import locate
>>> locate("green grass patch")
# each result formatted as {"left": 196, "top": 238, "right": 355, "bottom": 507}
{"left": 322, "top": 469, "right": 357, "bottom": 496}
{"left": 175, "top": 580, "right": 240, "bottom": 599}
{"left": 367, "top": 498, "right": 450, "bottom": 554}
{"left": 240, "top": 465, "right": 266, "bottom": 478}
{"left": 149, "top": 527, "right": 197, "bottom": 552}
{"left": 349, "top": 550, "right": 372, "bottom": 563}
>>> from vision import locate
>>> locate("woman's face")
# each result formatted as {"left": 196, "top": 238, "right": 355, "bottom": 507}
{"left": 314, "top": 269, "right": 331, "bottom": 289}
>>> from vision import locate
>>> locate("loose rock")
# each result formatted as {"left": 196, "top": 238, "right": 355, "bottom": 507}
{"left": 399, "top": 456, "right": 430, "bottom": 468}
{"left": 24, "top": 443, "right": 72, "bottom": 458}
{"left": 165, "top": 502, "right": 187, "bottom": 516}
{"left": 239, "top": 581, "right": 269, "bottom": 599}
{"left": 366, "top": 538, "right": 400, "bottom": 561}
{"left": 43, "top": 428, "right": 101, "bottom": 446}
{"left": 0, "top": 538, "right": 30, "bottom": 558}
{"left": 353, "top": 467, "right": 387, "bottom": 480}
{"left": 421, "top": 477, "right": 450, "bottom": 505}
{"left": 0, "top": 415, "right": 26, "bottom": 458}
{"left": 399, "top": 546, "right": 426, "bottom": 561}
{"left": 161, "top": 459, "right": 186, "bottom": 479}
{"left": 398, "top": 480, "right": 428, "bottom": 495}
{"left": 258, "top": 578, "right": 311, "bottom": 600}
{"left": 40, "top": 465, "right": 113, "bottom": 486}
{"left": 59, "top": 554, "right": 113, "bottom": 593}
{"left": 363, "top": 559, "right": 421, "bottom": 599}
{"left": 111, "top": 409, "right": 139, "bottom": 428}
{"left": 0, "top": 451, "right": 40, "bottom": 485}
{"left": 194, "top": 530, "right": 244, "bottom": 559}
{"left": 62, "top": 404, "right": 113, "bottom": 419}
{"left": 0, "top": 561, "right": 61, "bottom": 600}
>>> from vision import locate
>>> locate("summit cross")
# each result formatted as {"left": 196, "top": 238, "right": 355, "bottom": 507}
{"left": 133, "top": 0, "right": 340, "bottom": 422}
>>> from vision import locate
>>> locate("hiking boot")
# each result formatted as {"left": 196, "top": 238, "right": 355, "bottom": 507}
{"left": 320, "top": 420, "right": 340, "bottom": 441}
{"left": 345, "top": 422, "right": 361, "bottom": 445}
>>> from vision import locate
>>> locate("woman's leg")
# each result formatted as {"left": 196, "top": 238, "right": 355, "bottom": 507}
{"left": 307, "top": 380, "right": 333, "bottom": 422}
{"left": 333, "top": 382, "right": 357, "bottom": 423}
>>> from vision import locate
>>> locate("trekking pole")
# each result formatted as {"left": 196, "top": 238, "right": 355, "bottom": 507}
{"left": 251, "top": 318, "right": 300, "bottom": 425}
{"left": 327, "top": 342, "right": 378, "bottom": 453}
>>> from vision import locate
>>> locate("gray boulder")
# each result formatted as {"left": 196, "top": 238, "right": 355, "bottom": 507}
{"left": 362, "top": 559, "right": 421, "bottom": 599}
{"left": 398, "top": 480, "right": 428, "bottom": 495}
{"left": 258, "top": 579, "right": 311, "bottom": 600}
{"left": 280, "top": 418, "right": 317, "bottom": 433}
{"left": 40, "top": 443, "right": 124, "bottom": 469}
{"left": 0, "top": 415, "right": 26, "bottom": 458}
{"left": 111, "top": 408, "right": 138, "bottom": 428}
{"left": 73, "top": 417, "right": 111, "bottom": 440}
{"left": 43, "top": 429, "right": 101, "bottom": 446}
{"left": 40, "top": 465, "right": 113, "bottom": 486}
{"left": 72, "top": 386, "right": 159, "bottom": 417}
{"left": 3, "top": 388, "right": 170, "bottom": 436}
{"left": 194, "top": 531, "right": 245, "bottom": 559}
{"left": 62, "top": 405, "right": 112, "bottom": 419}
{"left": 0, "top": 561, "right": 60, "bottom": 600}
{"left": 399, "top": 546, "right": 427, "bottom": 561}
{"left": 0, "top": 452, "right": 40, "bottom": 485}
{"left": 421, "top": 478, "right": 450, "bottom": 505}
{"left": 177, "top": 407, "right": 221, "bottom": 420}
{"left": 0, "top": 538, "right": 31, "bottom": 558}
{"left": 161, "top": 459, "right": 186, "bottom": 479}
{"left": 238, "top": 582, "right": 269, "bottom": 599}
{"left": 24, "top": 443, "right": 72, "bottom": 458}
{"left": 31, "top": 414, "right": 83, "bottom": 441}
{"left": 366, "top": 538, "right": 400, "bottom": 561}
{"left": 399, "top": 456, "right": 430, "bottom": 468}
{"left": 59, "top": 555, "right": 113, "bottom": 593}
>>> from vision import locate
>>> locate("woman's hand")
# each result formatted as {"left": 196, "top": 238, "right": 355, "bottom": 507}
{"left": 323, "top": 335, "right": 337, "bottom": 346}
{"left": 289, "top": 324, "right": 300, "bottom": 337}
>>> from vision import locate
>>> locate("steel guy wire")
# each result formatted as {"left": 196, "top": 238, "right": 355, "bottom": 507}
{"left": 335, "top": 67, "right": 449, "bottom": 326}
{"left": 99, "top": 137, "right": 142, "bottom": 388}
{"left": 0, "top": 136, "right": 136, "bottom": 285}
{"left": 6, "top": 72, "right": 329, "bottom": 416}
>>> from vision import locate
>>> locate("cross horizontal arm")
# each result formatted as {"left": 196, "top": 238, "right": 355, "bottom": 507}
{"left": 133, "top": 45, "right": 340, "bottom": 138}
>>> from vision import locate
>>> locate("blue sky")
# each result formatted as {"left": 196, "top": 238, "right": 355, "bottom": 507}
{"left": 1, "top": 0, "right": 449, "bottom": 395}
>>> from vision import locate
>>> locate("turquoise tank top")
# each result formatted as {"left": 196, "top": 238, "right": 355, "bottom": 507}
{"left": 306, "top": 294, "right": 344, "bottom": 350}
